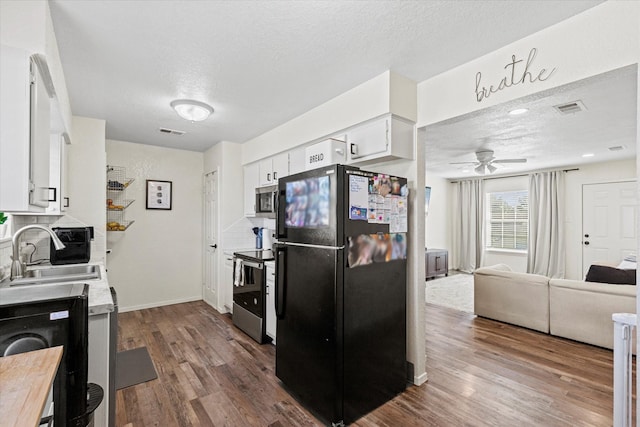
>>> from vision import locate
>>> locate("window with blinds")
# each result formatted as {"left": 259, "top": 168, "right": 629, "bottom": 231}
{"left": 487, "top": 190, "right": 528, "bottom": 251}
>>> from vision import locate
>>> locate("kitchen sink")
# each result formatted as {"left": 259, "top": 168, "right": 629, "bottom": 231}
{"left": 7, "top": 264, "right": 101, "bottom": 287}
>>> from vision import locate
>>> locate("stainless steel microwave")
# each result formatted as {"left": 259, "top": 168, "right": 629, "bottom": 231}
{"left": 255, "top": 185, "right": 277, "bottom": 218}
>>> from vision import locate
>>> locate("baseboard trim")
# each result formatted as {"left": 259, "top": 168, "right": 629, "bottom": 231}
{"left": 413, "top": 371, "right": 428, "bottom": 386}
{"left": 119, "top": 296, "right": 203, "bottom": 313}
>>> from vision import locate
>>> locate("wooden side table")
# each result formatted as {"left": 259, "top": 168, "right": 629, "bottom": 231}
{"left": 425, "top": 248, "right": 449, "bottom": 279}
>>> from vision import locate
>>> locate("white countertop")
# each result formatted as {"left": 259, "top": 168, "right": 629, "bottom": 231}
{"left": 0, "top": 262, "right": 114, "bottom": 316}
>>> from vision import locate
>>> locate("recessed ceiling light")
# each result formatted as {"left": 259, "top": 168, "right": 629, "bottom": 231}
{"left": 582, "top": 153, "right": 595, "bottom": 158}
{"left": 508, "top": 108, "right": 529, "bottom": 116}
{"left": 170, "top": 99, "right": 214, "bottom": 122}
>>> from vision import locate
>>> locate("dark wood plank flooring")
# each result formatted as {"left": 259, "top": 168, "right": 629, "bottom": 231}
{"left": 116, "top": 301, "right": 624, "bottom": 426}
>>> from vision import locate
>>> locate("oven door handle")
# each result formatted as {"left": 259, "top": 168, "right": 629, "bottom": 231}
{"left": 275, "top": 246, "right": 286, "bottom": 319}
{"left": 237, "top": 259, "right": 263, "bottom": 269}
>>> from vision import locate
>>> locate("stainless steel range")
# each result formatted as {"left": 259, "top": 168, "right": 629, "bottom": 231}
{"left": 232, "top": 250, "right": 274, "bottom": 344}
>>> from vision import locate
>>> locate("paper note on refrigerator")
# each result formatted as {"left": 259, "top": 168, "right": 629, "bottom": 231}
{"left": 348, "top": 175, "right": 369, "bottom": 220}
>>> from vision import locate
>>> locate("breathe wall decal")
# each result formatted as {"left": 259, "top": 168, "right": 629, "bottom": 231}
{"left": 475, "top": 47, "right": 556, "bottom": 102}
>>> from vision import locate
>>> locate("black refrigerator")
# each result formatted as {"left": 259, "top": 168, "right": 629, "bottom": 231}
{"left": 274, "top": 164, "right": 408, "bottom": 426}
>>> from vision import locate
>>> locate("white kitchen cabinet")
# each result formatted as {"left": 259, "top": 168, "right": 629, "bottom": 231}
{"left": 258, "top": 152, "right": 289, "bottom": 186}
{"left": 265, "top": 261, "right": 276, "bottom": 344}
{"left": 244, "top": 163, "right": 259, "bottom": 216}
{"left": 0, "top": 46, "right": 52, "bottom": 213}
{"left": 288, "top": 147, "right": 306, "bottom": 175}
{"left": 222, "top": 255, "right": 234, "bottom": 313}
{"left": 46, "top": 133, "right": 69, "bottom": 214}
{"left": 345, "top": 115, "right": 414, "bottom": 165}
{"left": 88, "top": 312, "right": 110, "bottom": 427}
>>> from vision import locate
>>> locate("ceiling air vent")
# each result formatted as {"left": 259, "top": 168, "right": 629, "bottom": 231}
{"left": 609, "top": 145, "right": 625, "bottom": 151}
{"left": 159, "top": 127, "right": 186, "bottom": 136}
{"left": 553, "top": 100, "right": 587, "bottom": 115}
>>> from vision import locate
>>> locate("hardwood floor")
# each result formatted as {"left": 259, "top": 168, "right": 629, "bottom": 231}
{"left": 116, "top": 301, "right": 624, "bottom": 426}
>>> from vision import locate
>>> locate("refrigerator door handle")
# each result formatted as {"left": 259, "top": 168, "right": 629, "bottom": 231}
{"left": 275, "top": 246, "right": 286, "bottom": 319}
{"left": 276, "top": 189, "right": 287, "bottom": 239}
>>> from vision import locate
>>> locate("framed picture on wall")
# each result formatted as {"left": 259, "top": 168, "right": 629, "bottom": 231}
{"left": 146, "top": 180, "right": 172, "bottom": 210}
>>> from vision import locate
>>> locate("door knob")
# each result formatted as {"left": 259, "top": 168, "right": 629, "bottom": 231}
{"left": 210, "top": 244, "right": 217, "bottom": 248}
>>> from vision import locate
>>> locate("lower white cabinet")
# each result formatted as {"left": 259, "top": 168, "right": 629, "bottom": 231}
{"left": 223, "top": 255, "right": 234, "bottom": 313}
{"left": 88, "top": 313, "right": 110, "bottom": 427}
{"left": 265, "top": 261, "right": 276, "bottom": 343}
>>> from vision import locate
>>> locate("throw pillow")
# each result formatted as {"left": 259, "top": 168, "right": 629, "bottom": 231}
{"left": 585, "top": 265, "right": 636, "bottom": 285}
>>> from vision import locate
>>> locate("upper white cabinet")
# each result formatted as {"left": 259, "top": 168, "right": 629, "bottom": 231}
{"left": 244, "top": 162, "right": 259, "bottom": 216}
{"left": 258, "top": 152, "right": 289, "bottom": 186}
{"left": 46, "top": 133, "right": 69, "bottom": 214}
{"left": 346, "top": 115, "right": 414, "bottom": 165}
{"left": 0, "top": 45, "right": 53, "bottom": 213}
{"left": 288, "top": 147, "right": 306, "bottom": 176}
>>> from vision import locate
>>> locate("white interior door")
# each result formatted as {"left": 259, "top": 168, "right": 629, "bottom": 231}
{"left": 204, "top": 171, "right": 218, "bottom": 307}
{"left": 582, "top": 181, "right": 637, "bottom": 275}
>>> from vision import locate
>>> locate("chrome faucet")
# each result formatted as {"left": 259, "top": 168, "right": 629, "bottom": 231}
{"left": 10, "top": 225, "right": 66, "bottom": 280}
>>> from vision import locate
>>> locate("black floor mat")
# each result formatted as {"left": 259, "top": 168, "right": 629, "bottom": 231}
{"left": 115, "top": 347, "right": 158, "bottom": 390}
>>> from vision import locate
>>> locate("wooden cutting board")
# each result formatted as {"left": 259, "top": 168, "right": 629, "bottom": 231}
{"left": 0, "top": 346, "right": 63, "bottom": 427}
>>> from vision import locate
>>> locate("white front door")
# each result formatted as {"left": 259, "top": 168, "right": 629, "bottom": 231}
{"left": 582, "top": 180, "right": 637, "bottom": 275}
{"left": 203, "top": 171, "right": 218, "bottom": 307}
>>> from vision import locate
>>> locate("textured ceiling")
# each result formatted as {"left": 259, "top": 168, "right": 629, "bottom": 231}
{"left": 48, "top": 0, "right": 603, "bottom": 152}
{"left": 424, "top": 65, "right": 638, "bottom": 178}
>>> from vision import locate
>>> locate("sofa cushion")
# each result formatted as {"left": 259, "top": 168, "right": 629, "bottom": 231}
{"left": 585, "top": 264, "right": 636, "bottom": 285}
{"left": 549, "top": 278, "right": 636, "bottom": 349}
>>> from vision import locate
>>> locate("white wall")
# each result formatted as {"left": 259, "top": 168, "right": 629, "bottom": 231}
{"left": 242, "top": 70, "right": 417, "bottom": 164}
{"left": 66, "top": 116, "right": 107, "bottom": 263}
{"left": 424, "top": 171, "right": 449, "bottom": 251}
{"left": 204, "top": 141, "right": 243, "bottom": 230}
{"left": 417, "top": 1, "right": 639, "bottom": 127}
{"left": 106, "top": 140, "right": 204, "bottom": 312}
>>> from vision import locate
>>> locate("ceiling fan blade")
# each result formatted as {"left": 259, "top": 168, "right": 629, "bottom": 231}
{"left": 492, "top": 159, "right": 527, "bottom": 164}
{"left": 449, "top": 161, "right": 478, "bottom": 165}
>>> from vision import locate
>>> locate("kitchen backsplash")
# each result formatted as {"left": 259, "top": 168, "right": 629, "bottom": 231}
{"left": 0, "top": 214, "right": 106, "bottom": 276}
{"left": 222, "top": 216, "right": 272, "bottom": 250}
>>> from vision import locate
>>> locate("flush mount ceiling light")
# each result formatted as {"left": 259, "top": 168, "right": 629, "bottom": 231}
{"left": 508, "top": 108, "right": 529, "bottom": 116}
{"left": 170, "top": 99, "right": 214, "bottom": 122}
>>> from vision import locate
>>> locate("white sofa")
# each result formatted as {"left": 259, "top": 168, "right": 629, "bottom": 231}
{"left": 474, "top": 264, "right": 636, "bottom": 349}
{"left": 474, "top": 264, "right": 550, "bottom": 333}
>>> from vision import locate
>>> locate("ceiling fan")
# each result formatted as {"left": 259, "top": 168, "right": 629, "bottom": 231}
{"left": 450, "top": 150, "right": 527, "bottom": 175}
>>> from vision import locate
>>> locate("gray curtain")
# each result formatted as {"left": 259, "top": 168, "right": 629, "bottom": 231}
{"left": 527, "top": 170, "right": 565, "bottom": 278}
{"left": 453, "top": 179, "right": 484, "bottom": 273}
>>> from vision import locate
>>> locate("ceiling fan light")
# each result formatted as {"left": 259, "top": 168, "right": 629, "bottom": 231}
{"left": 170, "top": 99, "right": 214, "bottom": 122}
